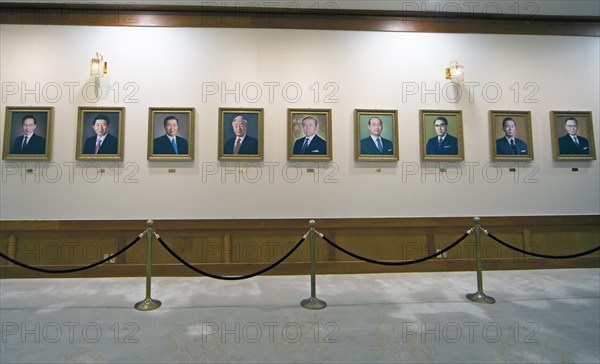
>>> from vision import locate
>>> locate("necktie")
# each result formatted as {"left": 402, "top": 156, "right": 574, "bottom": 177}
{"left": 22, "top": 136, "right": 29, "bottom": 149}
{"left": 377, "top": 138, "right": 383, "bottom": 153}
{"left": 573, "top": 137, "right": 580, "bottom": 148}
{"left": 95, "top": 139, "right": 101, "bottom": 154}
{"left": 301, "top": 137, "right": 310, "bottom": 152}
{"left": 438, "top": 138, "right": 443, "bottom": 152}
{"left": 171, "top": 138, "right": 178, "bottom": 154}
{"left": 233, "top": 138, "right": 241, "bottom": 154}
{"left": 510, "top": 139, "right": 518, "bottom": 154}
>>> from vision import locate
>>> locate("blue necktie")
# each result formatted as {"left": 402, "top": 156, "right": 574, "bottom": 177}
{"left": 171, "top": 138, "right": 178, "bottom": 154}
{"left": 301, "top": 138, "right": 310, "bottom": 152}
{"left": 377, "top": 138, "right": 383, "bottom": 153}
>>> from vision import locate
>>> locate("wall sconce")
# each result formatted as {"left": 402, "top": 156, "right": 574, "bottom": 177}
{"left": 90, "top": 52, "right": 108, "bottom": 77}
{"left": 445, "top": 60, "right": 464, "bottom": 83}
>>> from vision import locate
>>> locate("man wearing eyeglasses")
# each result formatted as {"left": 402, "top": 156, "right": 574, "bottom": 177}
{"left": 558, "top": 117, "right": 590, "bottom": 155}
{"left": 425, "top": 117, "right": 458, "bottom": 155}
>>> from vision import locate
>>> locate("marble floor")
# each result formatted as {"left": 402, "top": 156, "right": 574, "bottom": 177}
{"left": 0, "top": 268, "right": 599, "bottom": 363}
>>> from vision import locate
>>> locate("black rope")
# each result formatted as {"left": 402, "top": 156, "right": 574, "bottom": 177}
{"left": 157, "top": 234, "right": 306, "bottom": 280}
{"left": 0, "top": 233, "right": 143, "bottom": 273}
{"left": 486, "top": 232, "right": 600, "bottom": 259}
{"left": 321, "top": 232, "right": 470, "bottom": 266}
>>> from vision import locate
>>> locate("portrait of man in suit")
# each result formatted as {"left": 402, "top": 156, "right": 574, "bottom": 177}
{"left": 495, "top": 117, "right": 528, "bottom": 155}
{"left": 153, "top": 115, "right": 189, "bottom": 155}
{"left": 82, "top": 114, "right": 119, "bottom": 155}
{"left": 288, "top": 109, "right": 331, "bottom": 161}
{"left": 292, "top": 116, "right": 327, "bottom": 155}
{"left": 360, "top": 116, "right": 394, "bottom": 155}
{"left": 9, "top": 114, "right": 46, "bottom": 155}
{"left": 219, "top": 109, "right": 263, "bottom": 161}
{"left": 223, "top": 116, "right": 258, "bottom": 155}
{"left": 490, "top": 111, "right": 533, "bottom": 161}
{"left": 558, "top": 117, "right": 590, "bottom": 155}
{"left": 3, "top": 107, "right": 53, "bottom": 160}
{"left": 425, "top": 117, "right": 458, "bottom": 155}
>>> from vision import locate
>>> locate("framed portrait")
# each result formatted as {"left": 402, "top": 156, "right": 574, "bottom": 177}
{"left": 147, "top": 108, "right": 195, "bottom": 161}
{"left": 2, "top": 106, "right": 53, "bottom": 160}
{"left": 550, "top": 111, "right": 596, "bottom": 161}
{"left": 355, "top": 109, "right": 399, "bottom": 161}
{"left": 76, "top": 107, "right": 125, "bottom": 160}
{"left": 288, "top": 108, "right": 332, "bottom": 161}
{"left": 489, "top": 110, "right": 534, "bottom": 161}
{"left": 419, "top": 110, "right": 464, "bottom": 161}
{"left": 218, "top": 108, "right": 263, "bottom": 161}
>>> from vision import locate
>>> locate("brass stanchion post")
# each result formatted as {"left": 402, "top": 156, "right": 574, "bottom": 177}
{"left": 466, "top": 217, "right": 495, "bottom": 304}
{"left": 135, "top": 220, "right": 162, "bottom": 311}
{"left": 301, "top": 220, "right": 327, "bottom": 310}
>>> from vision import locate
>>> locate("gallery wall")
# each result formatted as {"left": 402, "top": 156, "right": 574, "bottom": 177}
{"left": 0, "top": 24, "right": 599, "bottom": 220}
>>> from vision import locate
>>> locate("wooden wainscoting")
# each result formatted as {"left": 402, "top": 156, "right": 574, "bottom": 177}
{"left": 0, "top": 216, "right": 598, "bottom": 278}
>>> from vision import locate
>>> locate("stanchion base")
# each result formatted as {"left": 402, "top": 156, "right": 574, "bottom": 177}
{"left": 466, "top": 292, "right": 496, "bottom": 304}
{"left": 134, "top": 298, "right": 162, "bottom": 311}
{"left": 300, "top": 297, "right": 327, "bottom": 310}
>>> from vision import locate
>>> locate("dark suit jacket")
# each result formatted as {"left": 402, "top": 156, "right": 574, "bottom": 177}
{"left": 10, "top": 133, "right": 46, "bottom": 154}
{"left": 360, "top": 136, "right": 393, "bottom": 155}
{"left": 82, "top": 133, "right": 119, "bottom": 154}
{"left": 558, "top": 134, "right": 590, "bottom": 155}
{"left": 153, "top": 135, "right": 189, "bottom": 155}
{"left": 293, "top": 135, "right": 327, "bottom": 155}
{"left": 496, "top": 137, "right": 528, "bottom": 155}
{"left": 224, "top": 135, "right": 258, "bottom": 154}
{"left": 425, "top": 134, "right": 458, "bottom": 155}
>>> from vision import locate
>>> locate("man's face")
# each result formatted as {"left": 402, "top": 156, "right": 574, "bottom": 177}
{"left": 22, "top": 118, "right": 36, "bottom": 135}
{"left": 368, "top": 118, "right": 383, "bottom": 137}
{"left": 232, "top": 117, "right": 247, "bottom": 137}
{"left": 93, "top": 119, "right": 109, "bottom": 137}
{"left": 302, "top": 118, "right": 317, "bottom": 138}
{"left": 434, "top": 119, "right": 447, "bottom": 137}
{"left": 565, "top": 119, "right": 578, "bottom": 136}
{"left": 165, "top": 119, "right": 178, "bottom": 137}
{"left": 502, "top": 119, "right": 517, "bottom": 138}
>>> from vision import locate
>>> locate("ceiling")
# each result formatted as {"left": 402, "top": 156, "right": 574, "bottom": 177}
{"left": 1, "top": 0, "right": 599, "bottom": 17}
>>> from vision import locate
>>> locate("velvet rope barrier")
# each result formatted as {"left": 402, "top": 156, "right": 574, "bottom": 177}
{"left": 156, "top": 231, "right": 306, "bottom": 280}
{"left": 485, "top": 230, "right": 600, "bottom": 259}
{"left": 0, "top": 232, "right": 145, "bottom": 273}
{"left": 318, "top": 229, "right": 472, "bottom": 266}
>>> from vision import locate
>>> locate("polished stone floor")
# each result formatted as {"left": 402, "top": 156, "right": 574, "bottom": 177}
{"left": 0, "top": 268, "right": 599, "bottom": 363}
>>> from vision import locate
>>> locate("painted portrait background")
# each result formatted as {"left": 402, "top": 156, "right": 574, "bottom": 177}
{"left": 8, "top": 111, "right": 49, "bottom": 149}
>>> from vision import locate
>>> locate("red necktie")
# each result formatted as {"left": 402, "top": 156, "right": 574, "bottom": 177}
{"left": 95, "top": 139, "right": 102, "bottom": 154}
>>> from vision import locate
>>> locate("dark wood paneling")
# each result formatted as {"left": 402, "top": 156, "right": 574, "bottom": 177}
{"left": 1, "top": 3, "right": 598, "bottom": 36}
{"left": 1, "top": 216, "right": 598, "bottom": 279}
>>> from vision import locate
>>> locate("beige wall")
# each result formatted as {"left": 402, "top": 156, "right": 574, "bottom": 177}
{"left": 0, "top": 25, "right": 599, "bottom": 220}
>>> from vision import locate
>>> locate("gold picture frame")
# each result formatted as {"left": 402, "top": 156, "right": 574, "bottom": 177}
{"left": 420, "top": 110, "right": 464, "bottom": 161}
{"left": 288, "top": 108, "right": 332, "bottom": 161}
{"left": 2, "top": 106, "right": 53, "bottom": 160}
{"left": 76, "top": 107, "right": 125, "bottom": 161}
{"left": 550, "top": 111, "right": 596, "bottom": 161}
{"left": 218, "top": 108, "right": 264, "bottom": 161}
{"left": 489, "top": 110, "right": 534, "bottom": 161}
{"left": 354, "top": 109, "right": 399, "bottom": 161}
{"left": 148, "top": 108, "right": 195, "bottom": 161}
